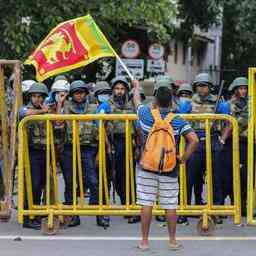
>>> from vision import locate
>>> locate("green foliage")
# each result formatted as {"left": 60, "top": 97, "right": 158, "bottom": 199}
{"left": 0, "top": 0, "right": 177, "bottom": 60}
{"left": 176, "top": 0, "right": 223, "bottom": 41}
{"left": 222, "top": 0, "right": 256, "bottom": 77}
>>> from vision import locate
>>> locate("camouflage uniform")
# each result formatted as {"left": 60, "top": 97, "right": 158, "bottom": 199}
{"left": 188, "top": 93, "right": 224, "bottom": 206}
{"left": 60, "top": 99, "right": 99, "bottom": 206}
{"left": 229, "top": 97, "right": 248, "bottom": 212}
{"left": 108, "top": 97, "right": 135, "bottom": 205}
{"left": 19, "top": 102, "right": 48, "bottom": 208}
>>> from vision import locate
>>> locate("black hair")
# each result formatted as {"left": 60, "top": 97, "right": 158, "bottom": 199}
{"left": 155, "top": 87, "right": 172, "bottom": 108}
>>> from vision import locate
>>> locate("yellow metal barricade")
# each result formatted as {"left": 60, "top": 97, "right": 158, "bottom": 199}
{"left": 18, "top": 114, "right": 241, "bottom": 234}
{"left": 247, "top": 68, "right": 256, "bottom": 225}
{"left": 0, "top": 60, "right": 22, "bottom": 221}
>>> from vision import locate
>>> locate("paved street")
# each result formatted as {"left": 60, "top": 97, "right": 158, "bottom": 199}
{"left": 1, "top": 210, "right": 256, "bottom": 256}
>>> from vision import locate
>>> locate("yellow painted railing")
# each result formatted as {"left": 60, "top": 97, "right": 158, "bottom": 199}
{"left": 18, "top": 114, "right": 241, "bottom": 233}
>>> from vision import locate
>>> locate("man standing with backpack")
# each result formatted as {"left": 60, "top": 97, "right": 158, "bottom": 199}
{"left": 132, "top": 80, "right": 199, "bottom": 251}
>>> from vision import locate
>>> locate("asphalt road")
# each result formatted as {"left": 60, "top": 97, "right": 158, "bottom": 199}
{"left": 0, "top": 211, "right": 256, "bottom": 256}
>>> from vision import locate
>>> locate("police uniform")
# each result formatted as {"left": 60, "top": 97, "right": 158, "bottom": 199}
{"left": 227, "top": 77, "right": 249, "bottom": 214}
{"left": 187, "top": 74, "right": 225, "bottom": 207}
{"left": 19, "top": 82, "right": 49, "bottom": 229}
{"left": 108, "top": 97, "right": 135, "bottom": 205}
{"left": 61, "top": 89, "right": 98, "bottom": 206}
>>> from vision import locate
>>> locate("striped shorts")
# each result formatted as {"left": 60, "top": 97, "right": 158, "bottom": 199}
{"left": 136, "top": 165, "right": 179, "bottom": 210}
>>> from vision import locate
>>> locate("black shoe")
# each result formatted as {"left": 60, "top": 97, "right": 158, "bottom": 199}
{"left": 213, "top": 216, "right": 223, "bottom": 224}
{"left": 177, "top": 216, "right": 189, "bottom": 225}
{"left": 68, "top": 216, "right": 80, "bottom": 227}
{"left": 155, "top": 216, "right": 166, "bottom": 222}
{"left": 97, "top": 216, "right": 110, "bottom": 228}
{"left": 23, "top": 218, "right": 41, "bottom": 230}
{"left": 127, "top": 216, "right": 141, "bottom": 224}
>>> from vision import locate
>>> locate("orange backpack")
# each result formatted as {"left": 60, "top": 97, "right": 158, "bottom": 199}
{"left": 140, "top": 108, "right": 177, "bottom": 173}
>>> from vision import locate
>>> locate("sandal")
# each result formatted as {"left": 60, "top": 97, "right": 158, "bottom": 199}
{"left": 169, "top": 243, "right": 184, "bottom": 251}
{"left": 137, "top": 244, "right": 150, "bottom": 251}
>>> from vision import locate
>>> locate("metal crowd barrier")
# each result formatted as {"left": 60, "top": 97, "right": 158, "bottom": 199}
{"left": 0, "top": 60, "right": 22, "bottom": 221}
{"left": 247, "top": 68, "right": 256, "bottom": 225}
{"left": 18, "top": 114, "right": 241, "bottom": 235}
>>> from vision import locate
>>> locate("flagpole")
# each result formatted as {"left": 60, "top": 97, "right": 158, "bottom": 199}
{"left": 115, "top": 54, "right": 134, "bottom": 80}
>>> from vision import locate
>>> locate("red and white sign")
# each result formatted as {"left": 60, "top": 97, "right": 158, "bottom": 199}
{"left": 148, "top": 43, "right": 165, "bottom": 60}
{"left": 121, "top": 40, "right": 140, "bottom": 59}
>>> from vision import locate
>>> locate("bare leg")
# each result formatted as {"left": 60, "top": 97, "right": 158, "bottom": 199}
{"left": 165, "top": 209, "right": 177, "bottom": 245}
{"left": 139, "top": 206, "right": 153, "bottom": 248}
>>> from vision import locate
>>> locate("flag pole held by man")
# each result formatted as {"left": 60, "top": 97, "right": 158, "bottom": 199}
{"left": 132, "top": 80, "right": 199, "bottom": 251}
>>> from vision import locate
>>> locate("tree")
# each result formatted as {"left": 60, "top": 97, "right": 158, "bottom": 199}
{"left": 222, "top": 0, "right": 256, "bottom": 80}
{"left": 176, "top": 0, "right": 223, "bottom": 41}
{"left": 0, "top": 0, "right": 177, "bottom": 60}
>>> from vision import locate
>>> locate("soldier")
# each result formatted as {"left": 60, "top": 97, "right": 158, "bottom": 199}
{"left": 93, "top": 81, "right": 112, "bottom": 227}
{"left": 47, "top": 79, "right": 70, "bottom": 174}
{"left": 109, "top": 76, "right": 140, "bottom": 224}
{"left": 177, "top": 83, "right": 193, "bottom": 101}
{"left": 59, "top": 80, "right": 108, "bottom": 228}
{"left": 94, "top": 81, "right": 112, "bottom": 114}
{"left": 45, "top": 79, "right": 70, "bottom": 112}
{"left": 227, "top": 77, "right": 248, "bottom": 215}
{"left": 19, "top": 82, "right": 49, "bottom": 229}
{"left": 177, "top": 73, "right": 228, "bottom": 225}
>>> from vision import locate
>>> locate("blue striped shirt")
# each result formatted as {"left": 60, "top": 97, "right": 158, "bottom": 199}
{"left": 137, "top": 104, "right": 193, "bottom": 138}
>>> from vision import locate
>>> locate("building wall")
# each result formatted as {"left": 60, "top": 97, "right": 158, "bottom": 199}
{"left": 166, "top": 24, "right": 223, "bottom": 85}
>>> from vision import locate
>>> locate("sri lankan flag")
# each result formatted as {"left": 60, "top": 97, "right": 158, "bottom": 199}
{"left": 25, "top": 15, "right": 116, "bottom": 81}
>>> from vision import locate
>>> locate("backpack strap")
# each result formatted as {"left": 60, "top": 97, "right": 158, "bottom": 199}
{"left": 151, "top": 108, "right": 162, "bottom": 122}
{"left": 164, "top": 112, "right": 175, "bottom": 124}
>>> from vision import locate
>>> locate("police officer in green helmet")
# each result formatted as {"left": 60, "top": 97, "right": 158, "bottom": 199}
{"left": 177, "top": 83, "right": 193, "bottom": 100}
{"left": 58, "top": 80, "right": 108, "bottom": 228}
{"left": 176, "top": 73, "right": 228, "bottom": 225}
{"left": 19, "top": 82, "right": 49, "bottom": 230}
{"left": 228, "top": 77, "right": 248, "bottom": 215}
{"left": 109, "top": 76, "right": 140, "bottom": 224}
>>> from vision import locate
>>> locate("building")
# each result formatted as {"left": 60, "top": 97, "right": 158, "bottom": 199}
{"left": 167, "top": 23, "right": 223, "bottom": 85}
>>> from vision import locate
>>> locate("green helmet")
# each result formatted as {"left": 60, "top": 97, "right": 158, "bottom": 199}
{"left": 193, "top": 73, "right": 213, "bottom": 88}
{"left": 155, "top": 75, "right": 176, "bottom": 87}
{"left": 111, "top": 76, "right": 130, "bottom": 91}
{"left": 129, "top": 87, "right": 146, "bottom": 100}
{"left": 153, "top": 80, "right": 172, "bottom": 96}
{"left": 28, "top": 82, "right": 48, "bottom": 96}
{"left": 54, "top": 75, "right": 68, "bottom": 82}
{"left": 177, "top": 83, "right": 193, "bottom": 96}
{"left": 229, "top": 77, "right": 248, "bottom": 92}
{"left": 70, "top": 80, "right": 89, "bottom": 95}
{"left": 94, "top": 81, "right": 111, "bottom": 97}
{"left": 228, "top": 82, "right": 234, "bottom": 92}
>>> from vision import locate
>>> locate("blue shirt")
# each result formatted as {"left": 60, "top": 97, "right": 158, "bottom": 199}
{"left": 137, "top": 104, "right": 193, "bottom": 138}
{"left": 137, "top": 104, "right": 194, "bottom": 177}
{"left": 96, "top": 101, "right": 111, "bottom": 114}
{"left": 19, "top": 106, "right": 28, "bottom": 119}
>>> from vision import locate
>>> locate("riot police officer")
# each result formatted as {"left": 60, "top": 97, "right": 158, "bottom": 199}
{"left": 228, "top": 77, "right": 249, "bottom": 216}
{"left": 60, "top": 80, "right": 108, "bottom": 228}
{"left": 177, "top": 83, "right": 193, "bottom": 100}
{"left": 109, "top": 76, "right": 140, "bottom": 224}
{"left": 19, "top": 82, "right": 49, "bottom": 229}
{"left": 177, "top": 73, "right": 228, "bottom": 224}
